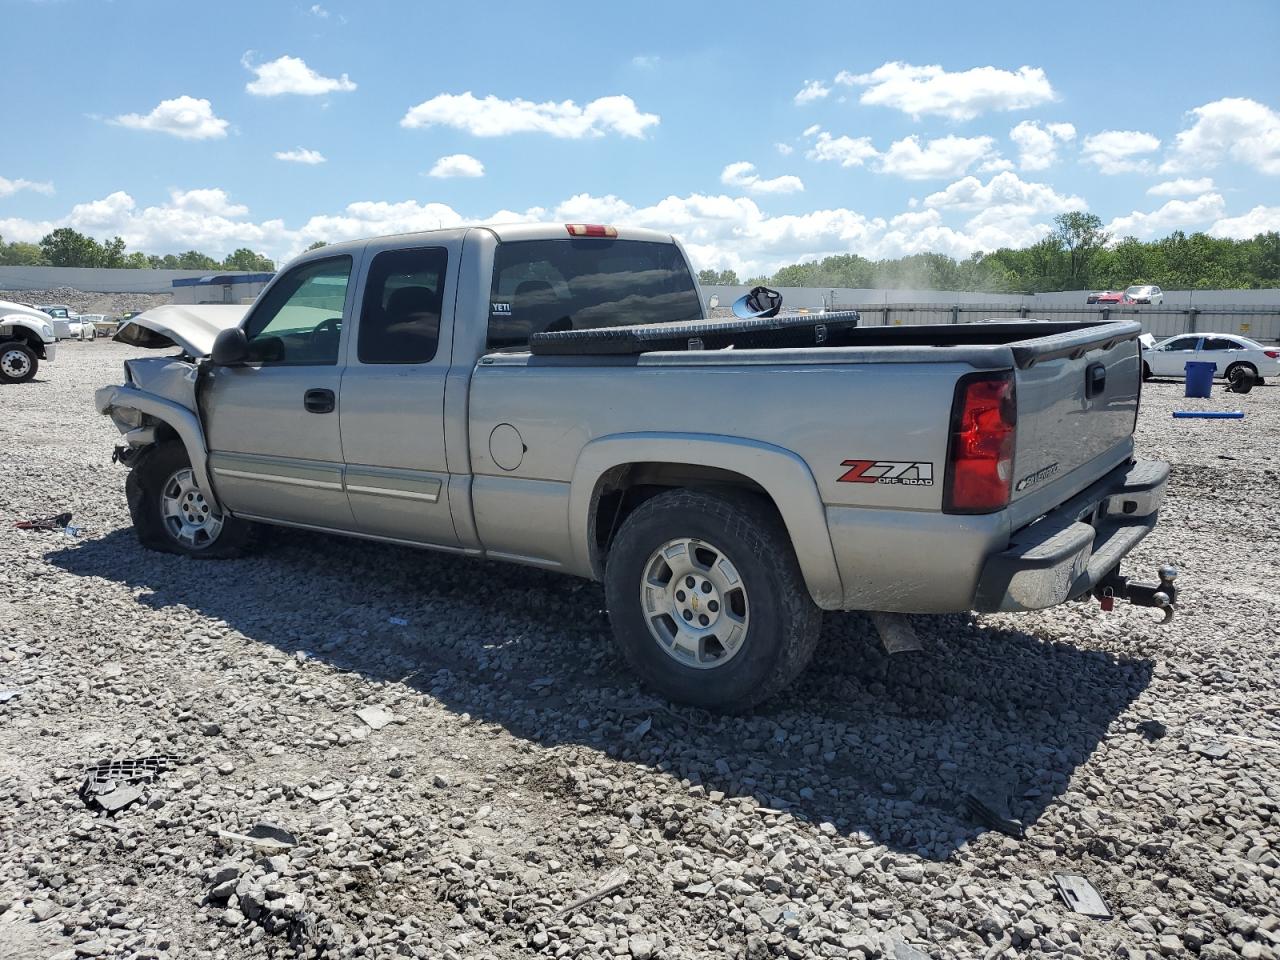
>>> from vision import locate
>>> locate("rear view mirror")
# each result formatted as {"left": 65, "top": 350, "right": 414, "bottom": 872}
{"left": 211, "top": 327, "right": 250, "bottom": 366}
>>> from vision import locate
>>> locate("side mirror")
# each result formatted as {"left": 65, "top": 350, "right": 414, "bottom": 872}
{"left": 211, "top": 327, "right": 250, "bottom": 366}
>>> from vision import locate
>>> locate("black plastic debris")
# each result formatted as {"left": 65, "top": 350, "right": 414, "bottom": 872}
{"left": 963, "top": 789, "right": 1026, "bottom": 839}
{"left": 1190, "top": 741, "right": 1231, "bottom": 760}
{"left": 1137, "top": 719, "right": 1168, "bottom": 740}
{"left": 1053, "top": 874, "right": 1112, "bottom": 919}
{"left": 15, "top": 512, "right": 72, "bottom": 531}
{"left": 79, "top": 755, "right": 183, "bottom": 814}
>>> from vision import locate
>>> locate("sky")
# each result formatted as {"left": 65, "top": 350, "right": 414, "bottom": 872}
{"left": 1, "top": 0, "right": 1278, "bottom": 274}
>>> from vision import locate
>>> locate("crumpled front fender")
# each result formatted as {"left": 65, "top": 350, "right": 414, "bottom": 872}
{"left": 95, "top": 383, "right": 219, "bottom": 509}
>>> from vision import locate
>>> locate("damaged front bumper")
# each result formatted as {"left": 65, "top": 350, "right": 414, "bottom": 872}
{"left": 973, "top": 460, "right": 1171, "bottom": 614}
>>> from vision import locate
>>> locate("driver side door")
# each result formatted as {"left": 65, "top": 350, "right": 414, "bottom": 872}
{"left": 202, "top": 253, "right": 361, "bottom": 530}
{"left": 1150, "top": 335, "right": 1200, "bottom": 377}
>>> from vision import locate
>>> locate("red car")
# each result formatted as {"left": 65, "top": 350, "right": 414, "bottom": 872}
{"left": 1087, "top": 290, "right": 1126, "bottom": 304}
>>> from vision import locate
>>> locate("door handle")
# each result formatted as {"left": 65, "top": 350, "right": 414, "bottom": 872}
{"left": 304, "top": 388, "right": 335, "bottom": 414}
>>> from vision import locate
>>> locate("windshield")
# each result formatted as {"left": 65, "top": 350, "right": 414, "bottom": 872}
{"left": 1126, "top": 286, "right": 1152, "bottom": 295}
{"left": 487, "top": 238, "right": 702, "bottom": 350}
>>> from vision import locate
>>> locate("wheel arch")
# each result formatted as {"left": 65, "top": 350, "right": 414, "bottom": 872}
{"left": 96, "top": 384, "right": 219, "bottom": 508}
{"left": 569, "top": 433, "right": 844, "bottom": 608}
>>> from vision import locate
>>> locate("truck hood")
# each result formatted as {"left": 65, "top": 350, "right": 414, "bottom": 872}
{"left": 113, "top": 304, "right": 249, "bottom": 356}
{"left": 0, "top": 299, "right": 54, "bottom": 324}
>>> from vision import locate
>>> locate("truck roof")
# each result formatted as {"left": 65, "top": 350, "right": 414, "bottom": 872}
{"left": 292, "top": 223, "right": 678, "bottom": 263}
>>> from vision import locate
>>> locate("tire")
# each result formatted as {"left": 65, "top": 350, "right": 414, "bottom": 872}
{"left": 126, "top": 442, "right": 253, "bottom": 558}
{"left": 0, "top": 343, "right": 38, "bottom": 383}
{"left": 603, "top": 488, "right": 821, "bottom": 713}
{"left": 1225, "top": 362, "right": 1257, "bottom": 385}
{"left": 1142, "top": 361, "right": 1152, "bottom": 381}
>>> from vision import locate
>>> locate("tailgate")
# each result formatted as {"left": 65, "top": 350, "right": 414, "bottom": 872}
{"left": 1008, "top": 322, "right": 1142, "bottom": 524}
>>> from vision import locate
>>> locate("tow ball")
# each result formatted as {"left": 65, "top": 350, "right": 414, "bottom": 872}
{"left": 1093, "top": 565, "right": 1178, "bottom": 623}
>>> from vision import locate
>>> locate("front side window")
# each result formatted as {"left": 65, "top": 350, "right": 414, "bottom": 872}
{"left": 1162, "top": 336, "right": 1198, "bottom": 351}
{"left": 243, "top": 256, "right": 352, "bottom": 365}
{"left": 357, "top": 247, "right": 448, "bottom": 364}
{"left": 487, "top": 239, "right": 701, "bottom": 350}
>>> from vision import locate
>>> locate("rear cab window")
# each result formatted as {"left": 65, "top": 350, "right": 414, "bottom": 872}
{"left": 358, "top": 247, "right": 448, "bottom": 364}
{"left": 486, "top": 239, "right": 701, "bottom": 350}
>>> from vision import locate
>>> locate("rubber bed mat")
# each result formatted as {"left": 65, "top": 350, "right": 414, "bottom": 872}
{"left": 528, "top": 311, "right": 862, "bottom": 356}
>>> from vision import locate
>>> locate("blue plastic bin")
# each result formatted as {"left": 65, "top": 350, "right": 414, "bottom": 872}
{"left": 1184, "top": 361, "right": 1215, "bottom": 398}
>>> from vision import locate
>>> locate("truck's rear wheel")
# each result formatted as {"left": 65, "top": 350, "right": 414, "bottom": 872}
{"left": 604, "top": 489, "right": 820, "bottom": 713}
{"left": 126, "top": 442, "right": 253, "bottom": 558}
{"left": 0, "top": 343, "right": 37, "bottom": 383}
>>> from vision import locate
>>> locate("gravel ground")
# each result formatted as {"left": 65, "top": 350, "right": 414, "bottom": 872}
{"left": 1, "top": 341, "right": 1277, "bottom": 960}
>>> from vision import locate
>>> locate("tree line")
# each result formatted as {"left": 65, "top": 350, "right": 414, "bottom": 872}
{"left": 0, "top": 227, "right": 289, "bottom": 272}
{"left": 700, "top": 214, "right": 1280, "bottom": 293}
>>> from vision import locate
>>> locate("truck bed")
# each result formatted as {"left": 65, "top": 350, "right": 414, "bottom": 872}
{"left": 529, "top": 315, "right": 1137, "bottom": 367}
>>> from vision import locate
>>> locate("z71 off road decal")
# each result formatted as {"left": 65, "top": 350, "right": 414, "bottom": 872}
{"left": 838, "top": 460, "right": 935, "bottom": 486}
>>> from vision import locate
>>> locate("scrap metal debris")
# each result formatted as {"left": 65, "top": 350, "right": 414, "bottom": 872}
{"left": 0, "top": 689, "right": 20, "bottom": 703}
{"left": 15, "top": 512, "right": 72, "bottom": 531}
{"left": 78, "top": 755, "right": 183, "bottom": 814}
{"left": 963, "top": 789, "right": 1026, "bottom": 839}
{"left": 1137, "top": 719, "right": 1168, "bottom": 740}
{"left": 551, "top": 867, "right": 630, "bottom": 919}
{"left": 216, "top": 822, "right": 298, "bottom": 851}
{"left": 1053, "top": 874, "right": 1112, "bottom": 919}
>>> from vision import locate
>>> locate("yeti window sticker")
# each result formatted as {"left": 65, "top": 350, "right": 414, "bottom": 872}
{"left": 838, "top": 460, "right": 935, "bottom": 486}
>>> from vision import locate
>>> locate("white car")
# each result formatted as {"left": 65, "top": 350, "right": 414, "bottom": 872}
{"left": 77, "top": 314, "right": 106, "bottom": 339}
{"left": 1125, "top": 285, "right": 1164, "bottom": 305}
{"left": 1143, "top": 333, "right": 1279, "bottom": 383}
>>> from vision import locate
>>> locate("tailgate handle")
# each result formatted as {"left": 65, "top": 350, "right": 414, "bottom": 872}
{"left": 1085, "top": 362, "right": 1106, "bottom": 399}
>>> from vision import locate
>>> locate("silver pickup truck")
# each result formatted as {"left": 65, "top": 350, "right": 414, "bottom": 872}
{"left": 98, "top": 223, "right": 1175, "bottom": 712}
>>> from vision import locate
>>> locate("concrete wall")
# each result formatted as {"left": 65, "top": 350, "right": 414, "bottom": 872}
{"left": 701, "top": 286, "right": 1280, "bottom": 343}
{"left": 0, "top": 266, "right": 265, "bottom": 294}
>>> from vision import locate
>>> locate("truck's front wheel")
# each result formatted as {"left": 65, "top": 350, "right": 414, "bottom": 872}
{"left": 0, "top": 343, "right": 38, "bottom": 383}
{"left": 604, "top": 489, "right": 821, "bottom": 713}
{"left": 126, "top": 442, "right": 253, "bottom": 558}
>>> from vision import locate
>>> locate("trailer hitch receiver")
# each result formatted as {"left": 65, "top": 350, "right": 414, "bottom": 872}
{"left": 1094, "top": 565, "right": 1178, "bottom": 623}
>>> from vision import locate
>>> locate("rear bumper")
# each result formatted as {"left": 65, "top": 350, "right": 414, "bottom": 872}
{"left": 973, "top": 459, "right": 1170, "bottom": 612}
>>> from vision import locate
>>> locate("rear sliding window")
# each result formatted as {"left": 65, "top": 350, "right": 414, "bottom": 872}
{"left": 487, "top": 239, "right": 701, "bottom": 350}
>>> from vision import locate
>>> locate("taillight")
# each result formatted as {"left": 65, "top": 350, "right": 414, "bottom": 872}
{"left": 565, "top": 223, "right": 618, "bottom": 238}
{"left": 1265, "top": 350, "right": 1278, "bottom": 359}
{"left": 944, "top": 372, "right": 1017, "bottom": 514}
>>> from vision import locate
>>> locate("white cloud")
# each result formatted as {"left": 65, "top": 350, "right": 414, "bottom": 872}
{"left": 112, "top": 96, "right": 229, "bottom": 140}
{"left": 877, "top": 134, "right": 998, "bottom": 180}
{"left": 775, "top": 142, "right": 794, "bottom": 156}
{"left": 243, "top": 54, "right": 356, "bottom": 96}
{"left": 168, "top": 188, "right": 249, "bottom": 217}
{"left": 1147, "top": 177, "right": 1214, "bottom": 197}
{"left": 835, "top": 61, "right": 1055, "bottom": 120}
{"left": 1081, "top": 130, "right": 1161, "bottom": 174}
{"left": 0, "top": 175, "right": 54, "bottom": 198}
{"left": 1105, "top": 193, "right": 1226, "bottom": 239}
{"left": 1208, "top": 205, "right": 1280, "bottom": 238}
{"left": 1162, "top": 97, "right": 1280, "bottom": 175}
{"left": 428, "top": 154, "right": 485, "bottom": 179}
{"left": 631, "top": 55, "right": 659, "bottom": 68}
{"left": 274, "top": 147, "right": 326, "bottom": 165}
{"left": 309, "top": 4, "right": 329, "bottom": 16}
{"left": 1009, "top": 120, "right": 1075, "bottom": 171}
{"left": 923, "top": 171, "right": 1084, "bottom": 214}
{"left": 720, "top": 161, "right": 804, "bottom": 195}
{"left": 794, "top": 80, "right": 831, "bottom": 105}
{"left": 401, "top": 91, "right": 659, "bottom": 139}
{"left": 805, "top": 130, "right": 878, "bottom": 168}
{"left": 0, "top": 183, "right": 1072, "bottom": 276}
